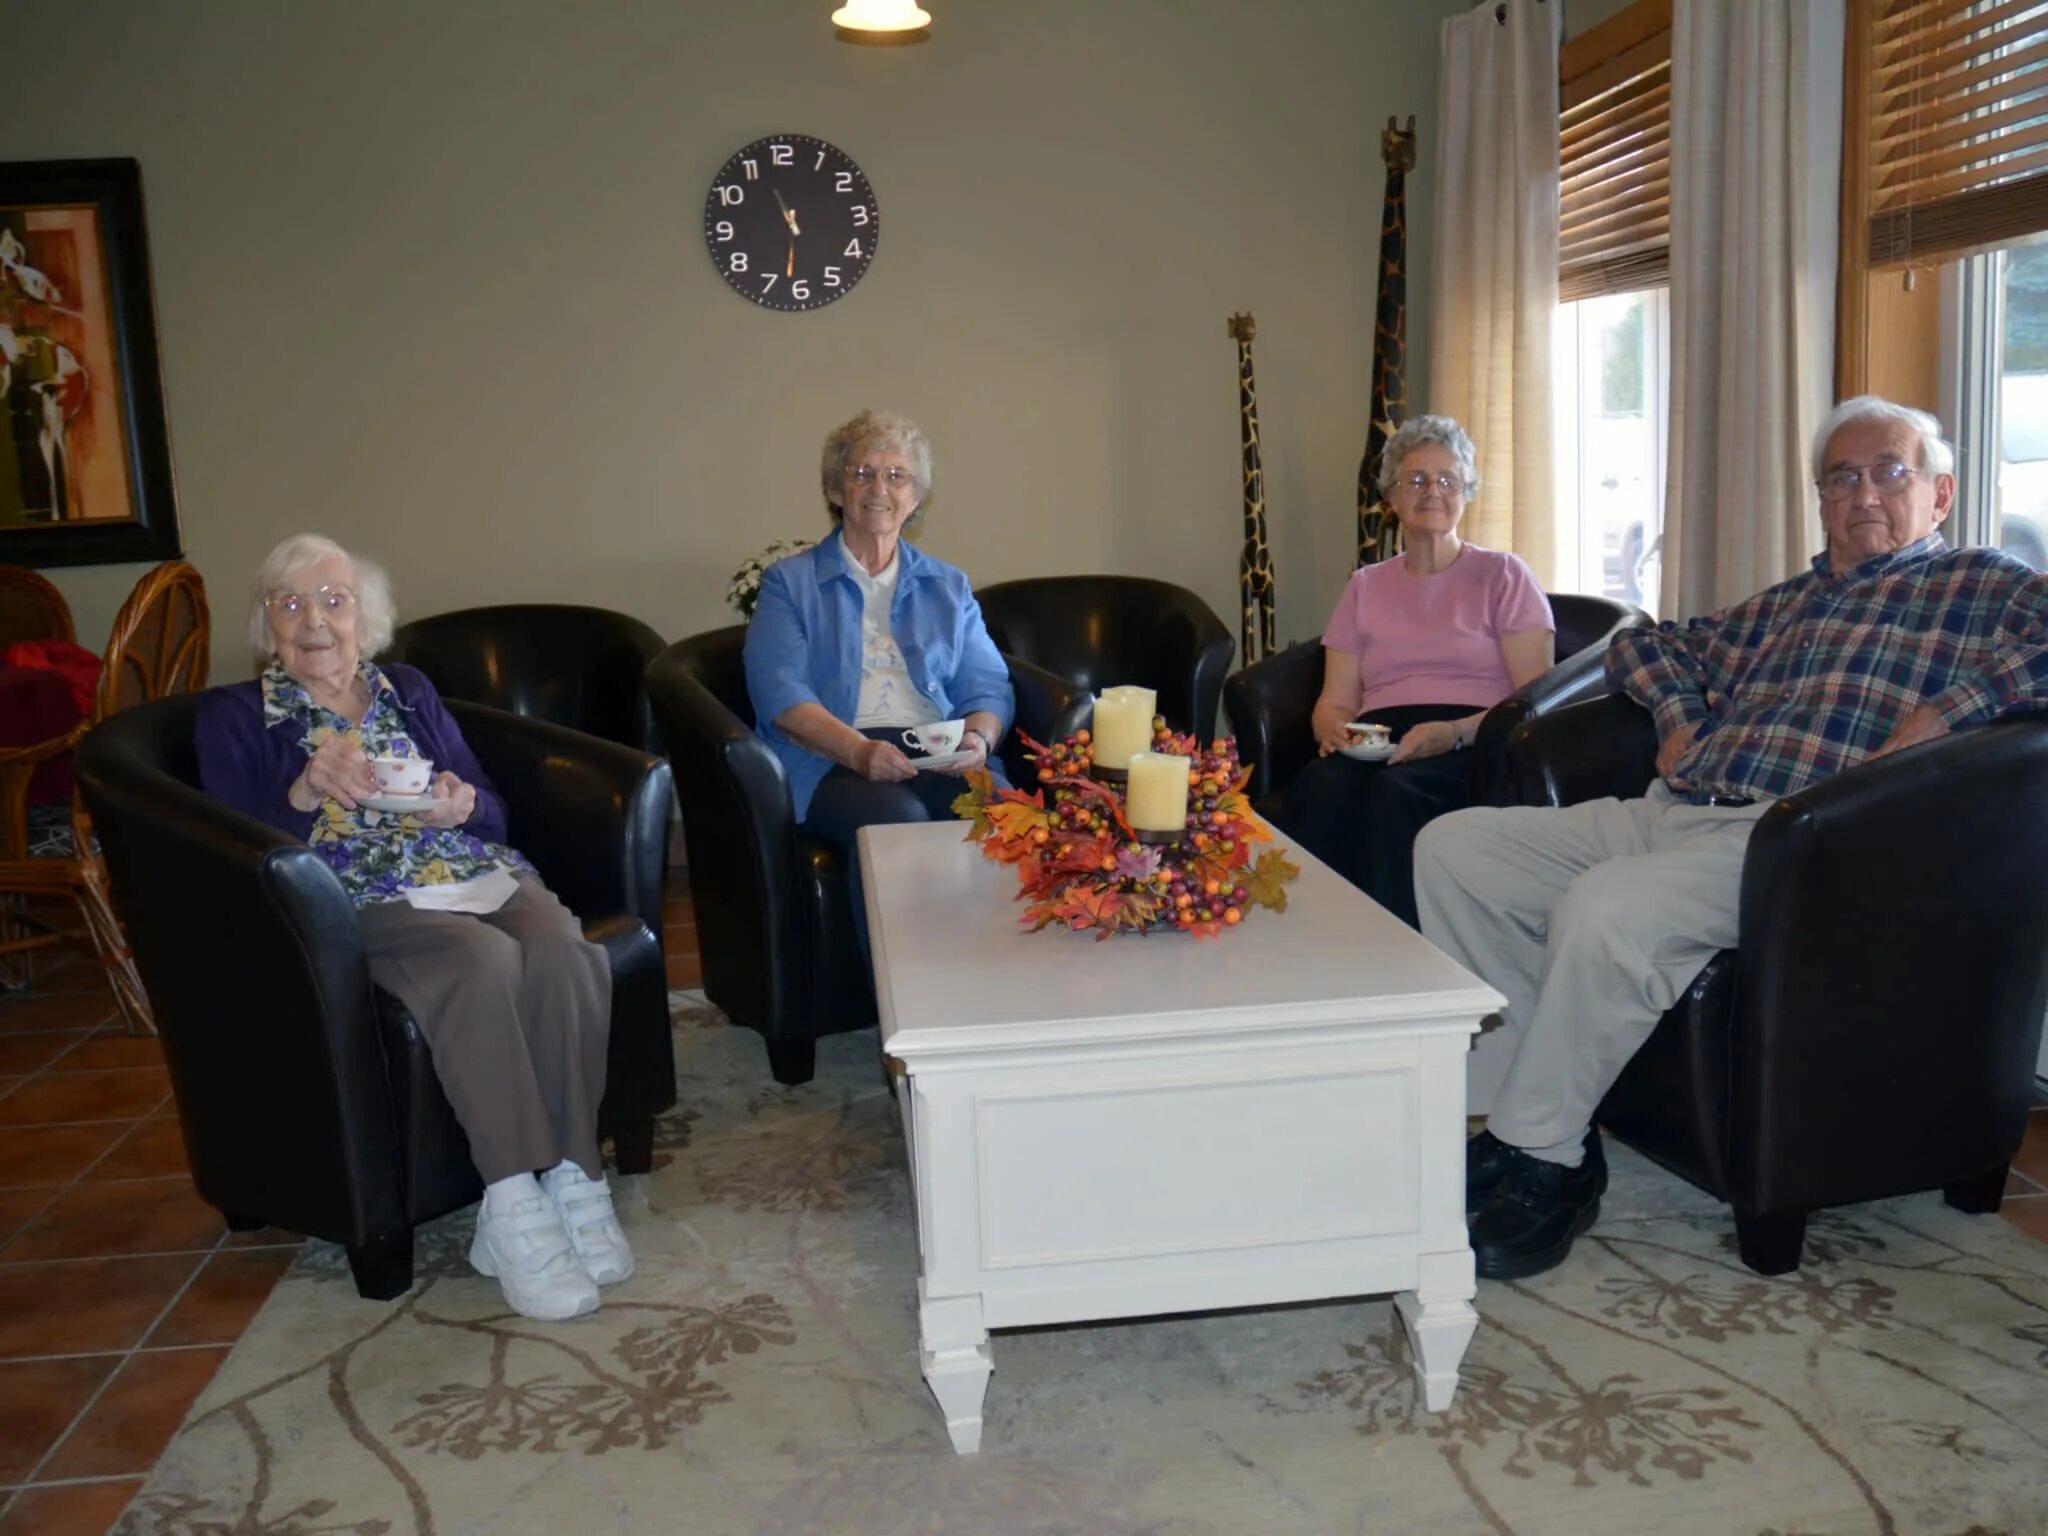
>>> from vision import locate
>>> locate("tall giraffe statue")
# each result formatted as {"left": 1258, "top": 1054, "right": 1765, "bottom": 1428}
{"left": 1228, "top": 312, "right": 1275, "bottom": 667}
{"left": 1357, "top": 115, "right": 1417, "bottom": 569}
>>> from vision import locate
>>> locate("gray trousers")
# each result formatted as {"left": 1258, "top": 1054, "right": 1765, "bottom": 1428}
{"left": 1413, "top": 782, "right": 1771, "bottom": 1152}
{"left": 356, "top": 875, "right": 611, "bottom": 1184}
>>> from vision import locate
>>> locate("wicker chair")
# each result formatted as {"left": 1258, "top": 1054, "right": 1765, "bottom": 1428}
{"left": 0, "top": 561, "right": 209, "bottom": 1031}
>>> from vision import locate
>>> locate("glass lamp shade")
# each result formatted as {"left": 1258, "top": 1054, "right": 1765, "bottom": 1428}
{"left": 831, "top": 0, "right": 931, "bottom": 34}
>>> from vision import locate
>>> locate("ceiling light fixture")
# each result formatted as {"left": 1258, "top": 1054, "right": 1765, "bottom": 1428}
{"left": 832, "top": 0, "right": 931, "bottom": 44}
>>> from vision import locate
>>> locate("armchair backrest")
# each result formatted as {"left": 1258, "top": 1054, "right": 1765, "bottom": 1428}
{"left": 975, "top": 576, "right": 1235, "bottom": 741}
{"left": 382, "top": 604, "right": 666, "bottom": 755}
{"left": 1550, "top": 592, "right": 1640, "bottom": 662}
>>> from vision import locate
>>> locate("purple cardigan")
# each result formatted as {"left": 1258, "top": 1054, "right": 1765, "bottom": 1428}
{"left": 193, "top": 664, "right": 512, "bottom": 847}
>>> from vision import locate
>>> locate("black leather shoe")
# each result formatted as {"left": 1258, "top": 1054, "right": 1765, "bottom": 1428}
{"left": 1465, "top": 1126, "right": 1606, "bottom": 1217}
{"left": 1469, "top": 1152, "right": 1604, "bottom": 1280}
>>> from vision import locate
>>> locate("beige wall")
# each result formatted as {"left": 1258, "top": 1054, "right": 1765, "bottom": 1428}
{"left": 3, "top": 0, "right": 1460, "bottom": 683}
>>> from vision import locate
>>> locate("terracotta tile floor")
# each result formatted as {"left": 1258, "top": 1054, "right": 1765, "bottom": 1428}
{"left": 0, "top": 873, "right": 2040, "bottom": 1532}
{"left": 0, "top": 875, "right": 698, "bottom": 1534}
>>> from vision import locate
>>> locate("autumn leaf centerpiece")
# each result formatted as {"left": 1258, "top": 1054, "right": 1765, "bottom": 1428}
{"left": 952, "top": 722, "right": 1299, "bottom": 939}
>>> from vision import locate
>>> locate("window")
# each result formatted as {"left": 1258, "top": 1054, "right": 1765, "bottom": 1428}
{"left": 1554, "top": 0, "right": 1673, "bottom": 613}
{"left": 1995, "top": 244, "right": 2048, "bottom": 568}
{"left": 1553, "top": 289, "right": 1670, "bottom": 613}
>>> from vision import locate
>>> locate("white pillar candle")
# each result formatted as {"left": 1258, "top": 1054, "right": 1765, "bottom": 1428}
{"left": 1125, "top": 751, "right": 1191, "bottom": 833}
{"left": 1090, "top": 685, "right": 1157, "bottom": 770}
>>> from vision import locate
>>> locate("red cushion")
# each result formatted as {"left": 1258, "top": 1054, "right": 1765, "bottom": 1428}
{"left": 2, "top": 640, "right": 101, "bottom": 718}
{"left": 0, "top": 666, "right": 84, "bottom": 805}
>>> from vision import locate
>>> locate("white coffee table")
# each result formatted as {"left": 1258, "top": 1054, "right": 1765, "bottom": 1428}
{"left": 860, "top": 820, "right": 1503, "bottom": 1454}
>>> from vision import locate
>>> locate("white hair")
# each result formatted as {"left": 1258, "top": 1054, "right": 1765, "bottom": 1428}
{"left": 247, "top": 533, "right": 397, "bottom": 663}
{"left": 1812, "top": 395, "right": 1956, "bottom": 483}
{"left": 1378, "top": 414, "right": 1482, "bottom": 499}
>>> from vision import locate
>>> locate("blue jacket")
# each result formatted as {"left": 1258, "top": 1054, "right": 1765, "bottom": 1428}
{"left": 743, "top": 528, "right": 1014, "bottom": 820}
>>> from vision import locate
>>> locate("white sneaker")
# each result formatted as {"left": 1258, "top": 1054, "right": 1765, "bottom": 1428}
{"left": 541, "top": 1160, "right": 635, "bottom": 1286}
{"left": 470, "top": 1191, "right": 601, "bottom": 1321}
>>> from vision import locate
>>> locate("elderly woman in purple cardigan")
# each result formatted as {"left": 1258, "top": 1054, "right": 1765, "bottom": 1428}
{"left": 193, "top": 534, "right": 628, "bottom": 1324}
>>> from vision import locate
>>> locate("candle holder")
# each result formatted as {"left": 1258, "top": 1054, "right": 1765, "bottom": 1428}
{"left": 1133, "top": 827, "right": 1182, "bottom": 846}
{"left": 1088, "top": 760, "right": 1129, "bottom": 787}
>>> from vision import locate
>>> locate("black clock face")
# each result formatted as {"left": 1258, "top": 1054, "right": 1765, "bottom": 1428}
{"left": 704, "top": 135, "right": 877, "bottom": 312}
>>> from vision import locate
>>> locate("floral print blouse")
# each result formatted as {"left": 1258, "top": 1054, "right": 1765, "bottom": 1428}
{"left": 261, "top": 661, "right": 530, "bottom": 906}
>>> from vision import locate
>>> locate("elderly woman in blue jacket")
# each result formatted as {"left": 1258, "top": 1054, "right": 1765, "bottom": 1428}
{"left": 744, "top": 409, "right": 1014, "bottom": 949}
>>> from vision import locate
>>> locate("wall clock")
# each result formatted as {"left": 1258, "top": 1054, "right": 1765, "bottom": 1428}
{"left": 704, "top": 134, "right": 878, "bottom": 312}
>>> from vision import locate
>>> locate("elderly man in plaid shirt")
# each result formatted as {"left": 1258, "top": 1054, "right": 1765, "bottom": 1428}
{"left": 1418, "top": 395, "right": 2048, "bottom": 1281}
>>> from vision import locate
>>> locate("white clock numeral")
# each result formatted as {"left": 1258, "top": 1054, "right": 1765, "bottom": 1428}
{"left": 729, "top": 251, "right": 749, "bottom": 272}
{"left": 851, "top": 205, "right": 870, "bottom": 227}
{"left": 718, "top": 185, "right": 745, "bottom": 206}
{"left": 835, "top": 172, "right": 854, "bottom": 194}
{"left": 759, "top": 273, "right": 777, "bottom": 292}
{"left": 815, "top": 149, "right": 827, "bottom": 170}
{"left": 823, "top": 266, "right": 842, "bottom": 288}
{"left": 791, "top": 279, "right": 810, "bottom": 300}
{"left": 714, "top": 220, "right": 735, "bottom": 242}
{"left": 843, "top": 238, "right": 862, "bottom": 259}
{"left": 770, "top": 143, "right": 794, "bottom": 166}
{"left": 740, "top": 159, "right": 759, "bottom": 181}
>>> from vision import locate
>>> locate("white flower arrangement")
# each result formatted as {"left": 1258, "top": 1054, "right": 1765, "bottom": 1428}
{"left": 727, "top": 537, "right": 817, "bottom": 620}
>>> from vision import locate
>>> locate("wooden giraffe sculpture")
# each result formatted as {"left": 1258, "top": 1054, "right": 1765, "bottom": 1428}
{"left": 1228, "top": 312, "right": 1275, "bottom": 666}
{"left": 1357, "top": 115, "right": 1417, "bottom": 568}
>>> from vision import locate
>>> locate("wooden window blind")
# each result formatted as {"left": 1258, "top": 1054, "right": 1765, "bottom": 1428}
{"left": 1559, "top": 0, "right": 1673, "bottom": 303}
{"left": 1859, "top": 0, "right": 2048, "bottom": 267}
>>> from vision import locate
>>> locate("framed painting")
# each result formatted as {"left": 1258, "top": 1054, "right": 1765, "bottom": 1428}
{"left": 0, "top": 157, "right": 181, "bottom": 567}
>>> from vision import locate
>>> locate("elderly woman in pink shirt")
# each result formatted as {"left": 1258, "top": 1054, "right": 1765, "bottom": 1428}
{"left": 1274, "top": 415, "right": 1554, "bottom": 927}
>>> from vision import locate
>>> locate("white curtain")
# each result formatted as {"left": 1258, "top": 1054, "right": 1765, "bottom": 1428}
{"left": 1427, "top": 0, "right": 1560, "bottom": 583}
{"left": 1660, "top": 0, "right": 1843, "bottom": 618}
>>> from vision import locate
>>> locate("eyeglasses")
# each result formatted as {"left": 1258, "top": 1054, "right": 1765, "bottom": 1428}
{"left": 1393, "top": 471, "right": 1465, "bottom": 498}
{"left": 846, "top": 464, "right": 914, "bottom": 488}
{"left": 1818, "top": 461, "right": 1925, "bottom": 501}
{"left": 265, "top": 585, "right": 357, "bottom": 618}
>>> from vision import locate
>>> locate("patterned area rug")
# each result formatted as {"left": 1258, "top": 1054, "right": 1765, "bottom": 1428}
{"left": 118, "top": 993, "right": 2048, "bottom": 1536}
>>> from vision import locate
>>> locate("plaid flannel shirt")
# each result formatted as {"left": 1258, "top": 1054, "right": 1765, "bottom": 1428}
{"left": 1605, "top": 534, "right": 2048, "bottom": 803}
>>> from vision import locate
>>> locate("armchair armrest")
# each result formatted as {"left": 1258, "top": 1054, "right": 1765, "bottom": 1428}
{"left": 1504, "top": 693, "right": 1659, "bottom": 807}
{"left": 1221, "top": 640, "right": 1322, "bottom": 803}
{"left": 448, "top": 701, "right": 671, "bottom": 939}
{"left": 1471, "top": 645, "right": 1617, "bottom": 804}
{"left": 76, "top": 715, "right": 409, "bottom": 1246}
{"left": 1002, "top": 651, "right": 1090, "bottom": 785}
{"left": 646, "top": 649, "right": 805, "bottom": 1033}
{"left": 1728, "top": 716, "right": 2048, "bottom": 1207}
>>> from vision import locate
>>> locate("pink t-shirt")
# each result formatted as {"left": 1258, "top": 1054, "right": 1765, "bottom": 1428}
{"left": 1321, "top": 545, "right": 1553, "bottom": 712}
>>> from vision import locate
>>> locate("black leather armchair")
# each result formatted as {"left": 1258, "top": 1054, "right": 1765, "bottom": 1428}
{"left": 975, "top": 576, "right": 1235, "bottom": 745}
{"left": 75, "top": 695, "right": 677, "bottom": 1300}
{"left": 1223, "top": 592, "right": 1642, "bottom": 805}
{"left": 382, "top": 604, "right": 667, "bottom": 756}
{"left": 1507, "top": 694, "right": 2048, "bottom": 1274}
{"left": 648, "top": 625, "right": 1087, "bottom": 1085}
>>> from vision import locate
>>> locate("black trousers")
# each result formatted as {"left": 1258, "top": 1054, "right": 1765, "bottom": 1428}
{"left": 1269, "top": 703, "right": 1475, "bottom": 929}
{"left": 801, "top": 726, "right": 1012, "bottom": 955}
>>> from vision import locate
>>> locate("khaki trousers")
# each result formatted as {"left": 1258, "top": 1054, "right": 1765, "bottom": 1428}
{"left": 356, "top": 875, "right": 611, "bottom": 1183}
{"left": 1413, "top": 782, "right": 1772, "bottom": 1151}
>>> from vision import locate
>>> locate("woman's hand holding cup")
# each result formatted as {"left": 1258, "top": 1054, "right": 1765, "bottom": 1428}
{"left": 291, "top": 733, "right": 378, "bottom": 811}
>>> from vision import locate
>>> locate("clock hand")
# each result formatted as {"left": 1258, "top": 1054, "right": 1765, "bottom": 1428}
{"left": 773, "top": 188, "right": 801, "bottom": 237}
{"left": 787, "top": 238, "right": 795, "bottom": 278}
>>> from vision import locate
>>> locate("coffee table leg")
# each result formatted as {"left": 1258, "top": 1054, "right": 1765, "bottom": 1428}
{"left": 1395, "top": 1285, "right": 1477, "bottom": 1412}
{"left": 919, "top": 1287, "right": 992, "bottom": 1453}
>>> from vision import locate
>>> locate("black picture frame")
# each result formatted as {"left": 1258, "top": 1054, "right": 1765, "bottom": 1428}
{"left": 0, "top": 157, "right": 182, "bottom": 567}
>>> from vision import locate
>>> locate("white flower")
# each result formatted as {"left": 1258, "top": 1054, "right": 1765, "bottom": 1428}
{"left": 728, "top": 537, "right": 817, "bottom": 620}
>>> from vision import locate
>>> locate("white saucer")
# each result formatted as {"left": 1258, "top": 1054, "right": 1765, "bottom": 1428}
{"left": 361, "top": 792, "right": 438, "bottom": 813}
{"left": 1338, "top": 740, "right": 1396, "bottom": 763}
{"left": 910, "top": 748, "right": 979, "bottom": 773}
